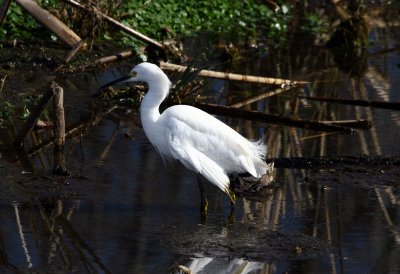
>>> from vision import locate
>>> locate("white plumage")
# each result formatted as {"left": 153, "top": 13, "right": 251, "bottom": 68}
{"left": 101, "top": 62, "right": 271, "bottom": 207}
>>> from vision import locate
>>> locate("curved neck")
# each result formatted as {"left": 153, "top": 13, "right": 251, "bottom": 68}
{"left": 140, "top": 77, "right": 171, "bottom": 123}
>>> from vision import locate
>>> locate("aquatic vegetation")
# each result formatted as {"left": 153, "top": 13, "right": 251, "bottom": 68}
{"left": 0, "top": 101, "right": 14, "bottom": 128}
{"left": 0, "top": 0, "right": 292, "bottom": 46}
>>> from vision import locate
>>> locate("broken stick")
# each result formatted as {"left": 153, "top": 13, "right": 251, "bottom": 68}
{"left": 52, "top": 81, "right": 69, "bottom": 175}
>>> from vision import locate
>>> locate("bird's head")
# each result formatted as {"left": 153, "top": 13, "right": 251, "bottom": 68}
{"left": 98, "top": 62, "right": 170, "bottom": 91}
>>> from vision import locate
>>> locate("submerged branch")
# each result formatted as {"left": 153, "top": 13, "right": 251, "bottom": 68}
{"left": 160, "top": 62, "right": 309, "bottom": 86}
{"left": 193, "top": 102, "right": 354, "bottom": 133}
{"left": 300, "top": 96, "right": 400, "bottom": 111}
{"left": 269, "top": 155, "right": 400, "bottom": 169}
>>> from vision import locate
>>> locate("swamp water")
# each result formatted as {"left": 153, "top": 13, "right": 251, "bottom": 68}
{"left": 1, "top": 16, "right": 400, "bottom": 274}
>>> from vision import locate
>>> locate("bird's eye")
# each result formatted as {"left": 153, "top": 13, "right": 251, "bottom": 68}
{"left": 130, "top": 71, "right": 137, "bottom": 77}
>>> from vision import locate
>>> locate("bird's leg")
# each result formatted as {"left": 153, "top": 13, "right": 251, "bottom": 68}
{"left": 226, "top": 187, "right": 236, "bottom": 210}
{"left": 196, "top": 174, "right": 208, "bottom": 214}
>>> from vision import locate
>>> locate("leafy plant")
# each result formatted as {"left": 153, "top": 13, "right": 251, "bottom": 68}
{"left": 0, "top": 101, "right": 14, "bottom": 128}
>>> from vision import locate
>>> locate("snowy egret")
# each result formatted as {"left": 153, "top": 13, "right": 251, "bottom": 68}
{"left": 100, "top": 62, "right": 272, "bottom": 212}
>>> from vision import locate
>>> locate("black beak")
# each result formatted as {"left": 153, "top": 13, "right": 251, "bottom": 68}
{"left": 98, "top": 74, "right": 132, "bottom": 91}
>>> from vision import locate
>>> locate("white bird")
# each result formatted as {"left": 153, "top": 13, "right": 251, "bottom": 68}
{"left": 100, "top": 62, "right": 272, "bottom": 212}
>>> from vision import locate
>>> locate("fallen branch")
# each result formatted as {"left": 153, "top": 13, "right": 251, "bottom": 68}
{"left": 192, "top": 102, "right": 354, "bottom": 133}
{"left": 300, "top": 96, "right": 400, "bottom": 111}
{"left": 61, "top": 0, "right": 163, "bottom": 49}
{"left": 160, "top": 62, "right": 309, "bottom": 86}
{"left": 268, "top": 155, "right": 400, "bottom": 169}
{"left": 15, "top": 0, "right": 83, "bottom": 48}
{"left": 0, "top": 0, "right": 11, "bottom": 25}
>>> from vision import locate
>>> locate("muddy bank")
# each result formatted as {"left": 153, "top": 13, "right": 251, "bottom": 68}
{"left": 167, "top": 221, "right": 327, "bottom": 262}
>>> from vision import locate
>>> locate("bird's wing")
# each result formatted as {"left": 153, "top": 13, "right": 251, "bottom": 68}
{"left": 163, "top": 105, "right": 249, "bottom": 150}
{"left": 167, "top": 129, "right": 231, "bottom": 196}
{"left": 162, "top": 105, "right": 267, "bottom": 177}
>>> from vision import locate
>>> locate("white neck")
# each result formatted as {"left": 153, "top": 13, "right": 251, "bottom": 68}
{"left": 140, "top": 76, "right": 171, "bottom": 139}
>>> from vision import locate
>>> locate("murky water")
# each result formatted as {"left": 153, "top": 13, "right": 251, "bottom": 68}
{"left": 1, "top": 7, "right": 400, "bottom": 274}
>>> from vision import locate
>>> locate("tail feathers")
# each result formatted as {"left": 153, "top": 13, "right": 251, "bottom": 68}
{"left": 240, "top": 137, "right": 269, "bottom": 178}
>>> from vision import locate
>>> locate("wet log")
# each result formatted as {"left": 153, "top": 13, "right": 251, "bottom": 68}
{"left": 52, "top": 82, "right": 69, "bottom": 175}
{"left": 160, "top": 62, "right": 309, "bottom": 86}
{"left": 300, "top": 96, "right": 400, "bottom": 111}
{"left": 15, "top": 0, "right": 83, "bottom": 48}
{"left": 268, "top": 155, "right": 400, "bottom": 169}
{"left": 0, "top": 0, "right": 11, "bottom": 25}
{"left": 193, "top": 102, "right": 354, "bottom": 133}
{"left": 61, "top": 0, "right": 163, "bottom": 49}
{"left": 14, "top": 85, "right": 54, "bottom": 147}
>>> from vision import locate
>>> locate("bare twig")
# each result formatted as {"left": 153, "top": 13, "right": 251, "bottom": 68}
{"left": 15, "top": 0, "right": 83, "bottom": 47}
{"left": 161, "top": 62, "right": 309, "bottom": 86}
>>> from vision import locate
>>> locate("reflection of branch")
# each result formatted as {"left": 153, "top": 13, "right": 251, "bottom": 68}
{"left": 13, "top": 202, "right": 33, "bottom": 268}
{"left": 375, "top": 188, "right": 400, "bottom": 245}
{"left": 56, "top": 215, "right": 113, "bottom": 274}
